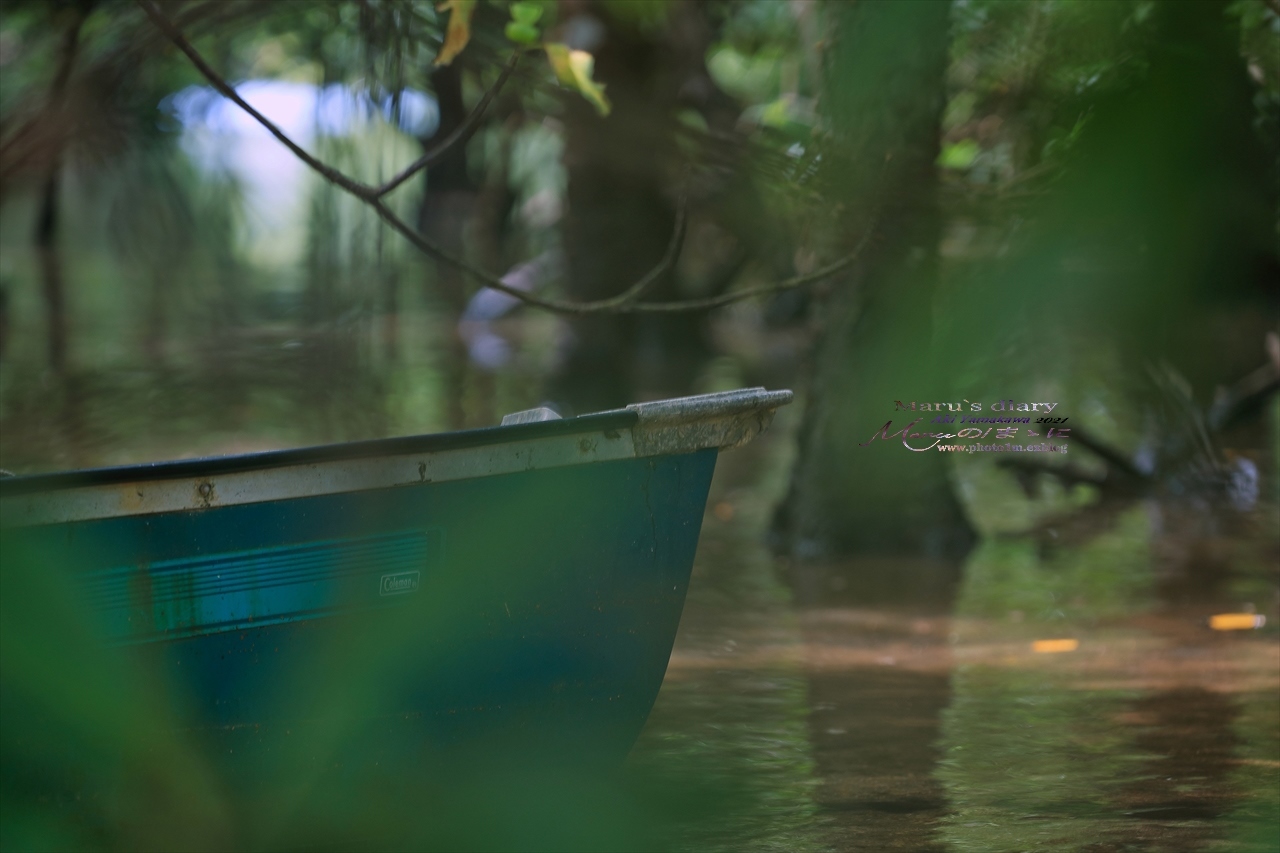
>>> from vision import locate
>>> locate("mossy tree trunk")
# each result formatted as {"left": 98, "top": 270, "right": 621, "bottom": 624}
{"left": 777, "top": 0, "right": 975, "bottom": 560}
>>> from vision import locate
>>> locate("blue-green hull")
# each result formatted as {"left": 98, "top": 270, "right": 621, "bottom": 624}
{"left": 4, "top": 448, "right": 717, "bottom": 767}
{"left": 3, "top": 389, "right": 794, "bottom": 775}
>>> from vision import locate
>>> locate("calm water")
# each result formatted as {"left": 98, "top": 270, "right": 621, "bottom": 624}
{"left": 627, "top": 427, "right": 1279, "bottom": 852}
{"left": 1, "top": 329, "right": 1277, "bottom": 851}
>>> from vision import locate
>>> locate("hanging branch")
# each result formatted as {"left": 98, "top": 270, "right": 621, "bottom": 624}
{"left": 367, "top": 191, "right": 689, "bottom": 313}
{"left": 139, "top": 0, "right": 869, "bottom": 314}
{"left": 376, "top": 52, "right": 520, "bottom": 198}
{"left": 618, "top": 229, "right": 873, "bottom": 313}
{"left": 140, "top": 0, "right": 379, "bottom": 200}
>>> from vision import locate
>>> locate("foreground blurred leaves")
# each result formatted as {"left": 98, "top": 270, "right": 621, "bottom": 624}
{"left": 0, "top": 530, "right": 757, "bottom": 852}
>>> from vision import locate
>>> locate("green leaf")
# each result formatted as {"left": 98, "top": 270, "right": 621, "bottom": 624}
{"left": 544, "top": 43, "right": 611, "bottom": 116}
{"left": 505, "top": 21, "right": 540, "bottom": 45}
{"left": 939, "top": 139, "right": 980, "bottom": 170}
{"left": 510, "top": 1, "right": 543, "bottom": 25}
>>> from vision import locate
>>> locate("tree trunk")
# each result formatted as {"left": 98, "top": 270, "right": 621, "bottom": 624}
{"left": 548, "top": 2, "right": 716, "bottom": 416}
{"left": 419, "top": 63, "right": 478, "bottom": 429}
{"left": 33, "top": 6, "right": 89, "bottom": 374}
{"left": 778, "top": 0, "right": 975, "bottom": 560}
{"left": 35, "top": 171, "right": 67, "bottom": 373}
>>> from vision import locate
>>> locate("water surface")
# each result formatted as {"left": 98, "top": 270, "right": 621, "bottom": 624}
{"left": 1, "top": 333, "right": 1276, "bottom": 851}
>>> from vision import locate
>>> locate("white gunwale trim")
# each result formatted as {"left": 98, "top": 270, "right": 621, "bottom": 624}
{"left": 0, "top": 388, "right": 792, "bottom": 528}
{"left": 2, "top": 429, "right": 637, "bottom": 528}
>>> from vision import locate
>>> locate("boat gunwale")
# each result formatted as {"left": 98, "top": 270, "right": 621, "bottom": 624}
{"left": 0, "top": 410, "right": 638, "bottom": 497}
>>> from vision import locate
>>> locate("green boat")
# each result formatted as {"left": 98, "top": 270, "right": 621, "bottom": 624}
{"left": 0, "top": 387, "right": 791, "bottom": 768}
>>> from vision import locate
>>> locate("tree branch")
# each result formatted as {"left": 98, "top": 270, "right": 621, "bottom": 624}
{"left": 139, "top": 0, "right": 379, "bottom": 200}
{"left": 375, "top": 51, "right": 521, "bottom": 198}
{"left": 622, "top": 229, "right": 873, "bottom": 313}
{"left": 0, "top": 2, "right": 92, "bottom": 192}
{"left": 141, "top": 0, "right": 864, "bottom": 314}
{"left": 365, "top": 194, "right": 688, "bottom": 314}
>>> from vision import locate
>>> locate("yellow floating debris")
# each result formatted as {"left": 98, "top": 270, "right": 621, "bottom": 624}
{"left": 1032, "top": 638, "right": 1079, "bottom": 653}
{"left": 1209, "top": 613, "right": 1266, "bottom": 631}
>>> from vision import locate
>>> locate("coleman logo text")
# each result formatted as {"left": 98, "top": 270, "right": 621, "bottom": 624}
{"left": 380, "top": 570, "right": 421, "bottom": 596}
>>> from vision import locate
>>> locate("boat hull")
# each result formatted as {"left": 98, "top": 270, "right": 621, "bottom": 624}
{"left": 4, "top": 449, "right": 717, "bottom": 768}
{"left": 4, "top": 388, "right": 794, "bottom": 778}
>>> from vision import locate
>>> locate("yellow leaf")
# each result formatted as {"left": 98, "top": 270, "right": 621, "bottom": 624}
{"left": 544, "top": 43, "right": 574, "bottom": 85}
{"left": 544, "top": 42, "right": 611, "bottom": 116}
{"left": 435, "top": 0, "right": 476, "bottom": 66}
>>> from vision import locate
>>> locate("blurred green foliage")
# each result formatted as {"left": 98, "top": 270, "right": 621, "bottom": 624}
{"left": 956, "top": 507, "right": 1154, "bottom": 626}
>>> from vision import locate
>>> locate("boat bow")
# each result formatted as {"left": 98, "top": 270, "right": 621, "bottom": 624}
{"left": 623, "top": 387, "right": 794, "bottom": 456}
